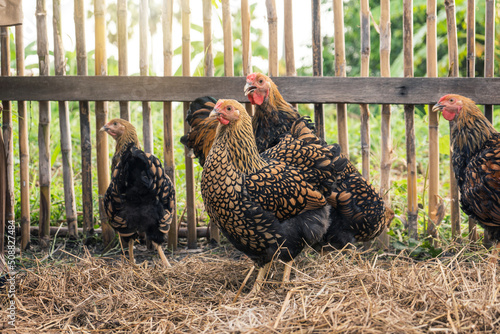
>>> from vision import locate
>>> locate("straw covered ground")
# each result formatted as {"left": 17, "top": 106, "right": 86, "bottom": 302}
{"left": 1, "top": 243, "right": 499, "bottom": 333}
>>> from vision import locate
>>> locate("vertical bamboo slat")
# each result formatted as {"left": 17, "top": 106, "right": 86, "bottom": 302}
{"left": 140, "top": 0, "right": 153, "bottom": 154}
{"left": 54, "top": 0, "right": 78, "bottom": 238}
{"left": 182, "top": 0, "right": 197, "bottom": 249}
{"left": 1, "top": 27, "right": 13, "bottom": 225}
{"left": 36, "top": 0, "right": 51, "bottom": 247}
{"left": 266, "top": 0, "right": 278, "bottom": 76}
{"left": 284, "top": 0, "right": 295, "bottom": 76}
{"left": 360, "top": 0, "right": 371, "bottom": 181}
{"left": 444, "top": 0, "right": 461, "bottom": 239}
{"left": 333, "top": 0, "right": 348, "bottom": 157}
{"left": 95, "top": 0, "right": 115, "bottom": 247}
{"left": 222, "top": 0, "right": 234, "bottom": 77}
{"left": 427, "top": 0, "right": 439, "bottom": 240}
{"left": 311, "top": 0, "right": 325, "bottom": 141}
{"left": 162, "top": 0, "right": 177, "bottom": 250}
{"left": 0, "top": 124, "right": 5, "bottom": 255}
{"left": 403, "top": 0, "right": 418, "bottom": 239}
{"left": 379, "top": 0, "right": 392, "bottom": 248}
{"left": 241, "top": 0, "right": 251, "bottom": 77}
{"left": 75, "top": 0, "right": 94, "bottom": 239}
{"left": 15, "top": 25, "right": 30, "bottom": 250}
{"left": 118, "top": 0, "right": 130, "bottom": 121}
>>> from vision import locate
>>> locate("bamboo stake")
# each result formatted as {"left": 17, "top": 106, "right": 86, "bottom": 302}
{"left": 181, "top": 0, "right": 197, "bottom": 249}
{"left": 312, "top": 0, "right": 325, "bottom": 141}
{"left": 360, "top": 0, "right": 370, "bottom": 182}
{"left": 222, "top": 0, "right": 234, "bottom": 77}
{"left": 53, "top": 0, "right": 78, "bottom": 238}
{"left": 333, "top": 0, "right": 348, "bottom": 158}
{"left": 203, "top": 0, "right": 214, "bottom": 77}
{"left": 241, "top": 0, "right": 251, "bottom": 76}
{"left": 444, "top": 0, "right": 461, "bottom": 239}
{"left": 378, "top": 0, "right": 392, "bottom": 249}
{"left": 482, "top": 0, "right": 495, "bottom": 248}
{"left": 284, "top": 0, "right": 295, "bottom": 76}
{"left": 140, "top": 0, "right": 153, "bottom": 154}
{"left": 118, "top": 0, "right": 130, "bottom": 121}
{"left": 204, "top": 0, "right": 219, "bottom": 243}
{"left": 1, "top": 27, "right": 14, "bottom": 224}
{"left": 36, "top": 0, "right": 51, "bottom": 247}
{"left": 162, "top": 0, "right": 177, "bottom": 250}
{"left": 15, "top": 25, "right": 30, "bottom": 250}
{"left": 95, "top": 0, "right": 115, "bottom": 247}
{"left": 0, "top": 124, "right": 5, "bottom": 255}
{"left": 266, "top": 0, "right": 278, "bottom": 76}
{"left": 427, "top": 0, "right": 439, "bottom": 240}
{"left": 403, "top": 0, "right": 418, "bottom": 240}
{"left": 74, "top": 0, "right": 94, "bottom": 239}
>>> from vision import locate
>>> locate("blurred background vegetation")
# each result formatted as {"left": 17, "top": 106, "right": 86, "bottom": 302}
{"left": 7, "top": 0, "right": 500, "bottom": 255}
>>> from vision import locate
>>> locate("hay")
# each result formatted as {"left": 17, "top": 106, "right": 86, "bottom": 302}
{"left": 1, "top": 245, "right": 499, "bottom": 333}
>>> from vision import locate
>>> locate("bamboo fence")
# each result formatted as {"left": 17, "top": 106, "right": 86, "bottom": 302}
{"left": 0, "top": 1, "right": 499, "bottom": 255}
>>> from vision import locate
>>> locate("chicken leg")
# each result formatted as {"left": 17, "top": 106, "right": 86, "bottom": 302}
{"left": 281, "top": 260, "right": 293, "bottom": 286}
{"left": 250, "top": 262, "right": 271, "bottom": 294}
{"left": 128, "top": 239, "right": 135, "bottom": 264}
{"left": 154, "top": 242, "right": 171, "bottom": 267}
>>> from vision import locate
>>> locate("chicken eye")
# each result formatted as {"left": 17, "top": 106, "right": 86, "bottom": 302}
{"left": 259, "top": 79, "right": 263, "bottom": 84}
{"left": 449, "top": 98, "right": 454, "bottom": 103}
{"left": 226, "top": 106, "right": 232, "bottom": 111}
{"left": 113, "top": 122, "right": 117, "bottom": 126}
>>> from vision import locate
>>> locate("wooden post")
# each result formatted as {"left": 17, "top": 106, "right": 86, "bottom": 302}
{"left": 427, "top": 0, "right": 439, "bottom": 240}
{"left": 284, "top": 0, "right": 295, "bottom": 77}
{"left": 360, "top": 0, "right": 371, "bottom": 182}
{"left": 266, "top": 0, "right": 278, "bottom": 76}
{"left": 36, "top": 0, "right": 51, "bottom": 247}
{"left": 482, "top": 0, "right": 495, "bottom": 248}
{"left": 181, "top": 0, "right": 197, "bottom": 249}
{"left": 333, "top": 0, "right": 348, "bottom": 157}
{"left": 403, "top": 0, "right": 418, "bottom": 240}
{"left": 1, "top": 27, "right": 14, "bottom": 225}
{"left": 95, "top": 0, "right": 115, "bottom": 247}
{"left": 312, "top": 0, "right": 325, "bottom": 141}
{"left": 162, "top": 0, "right": 177, "bottom": 250}
{"left": 75, "top": 0, "right": 94, "bottom": 239}
{"left": 222, "top": 0, "right": 234, "bottom": 77}
{"left": 140, "top": 0, "right": 153, "bottom": 154}
{"left": 378, "top": 0, "right": 392, "bottom": 249}
{"left": 0, "top": 124, "right": 5, "bottom": 256}
{"left": 241, "top": 0, "right": 253, "bottom": 116}
{"left": 54, "top": 0, "right": 78, "bottom": 238}
{"left": 15, "top": 25, "right": 31, "bottom": 250}
{"left": 118, "top": 0, "right": 130, "bottom": 121}
{"left": 444, "top": 0, "right": 461, "bottom": 239}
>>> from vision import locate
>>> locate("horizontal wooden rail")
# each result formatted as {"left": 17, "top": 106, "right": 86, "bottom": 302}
{"left": 2, "top": 76, "right": 500, "bottom": 105}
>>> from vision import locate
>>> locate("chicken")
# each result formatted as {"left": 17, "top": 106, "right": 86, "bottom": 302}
{"left": 201, "top": 99, "right": 347, "bottom": 290}
{"left": 244, "top": 72, "right": 394, "bottom": 248}
{"left": 433, "top": 94, "right": 500, "bottom": 263}
{"left": 102, "top": 119, "right": 175, "bottom": 267}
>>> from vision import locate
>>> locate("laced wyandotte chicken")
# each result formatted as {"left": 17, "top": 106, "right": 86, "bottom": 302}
{"left": 101, "top": 119, "right": 175, "bottom": 267}
{"left": 201, "top": 99, "right": 347, "bottom": 290}
{"left": 433, "top": 94, "right": 500, "bottom": 263}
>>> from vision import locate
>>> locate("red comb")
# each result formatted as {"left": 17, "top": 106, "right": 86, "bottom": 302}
{"left": 214, "top": 99, "right": 225, "bottom": 110}
{"left": 246, "top": 73, "right": 256, "bottom": 82}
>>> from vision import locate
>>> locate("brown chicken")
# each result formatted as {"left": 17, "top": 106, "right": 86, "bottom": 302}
{"left": 201, "top": 99, "right": 347, "bottom": 290}
{"left": 102, "top": 119, "right": 175, "bottom": 267}
{"left": 433, "top": 94, "right": 500, "bottom": 262}
{"left": 245, "top": 72, "right": 394, "bottom": 248}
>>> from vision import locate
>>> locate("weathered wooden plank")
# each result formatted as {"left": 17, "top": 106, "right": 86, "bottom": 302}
{"left": 2, "top": 76, "right": 500, "bottom": 105}
{"left": 312, "top": 0, "right": 325, "bottom": 141}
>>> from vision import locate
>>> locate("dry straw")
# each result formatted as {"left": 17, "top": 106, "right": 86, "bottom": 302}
{"left": 1, "top": 245, "right": 499, "bottom": 333}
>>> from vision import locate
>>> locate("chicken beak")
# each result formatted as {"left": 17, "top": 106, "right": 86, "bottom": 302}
{"left": 209, "top": 110, "right": 222, "bottom": 118}
{"left": 432, "top": 103, "right": 444, "bottom": 113}
{"left": 244, "top": 82, "right": 256, "bottom": 96}
{"left": 100, "top": 125, "right": 109, "bottom": 132}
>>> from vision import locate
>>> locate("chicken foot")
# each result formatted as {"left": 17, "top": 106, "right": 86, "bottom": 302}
{"left": 154, "top": 242, "right": 171, "bottom": 267}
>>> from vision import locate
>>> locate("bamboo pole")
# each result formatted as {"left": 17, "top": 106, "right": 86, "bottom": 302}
{"left": 181, "top": 0, "right": 197, "bottom": 249}
{"left": 36, "top": 0, "right": 51, "bottom": 247}
{"left": 444, "top": 0, "right": 461, "bottom": 239}
{"left": 95, "top": 0, "right": 115, "bottom": 247}
{"left": 204, "top": 0, "right": 219, "bottom": 243}
{"left": 16, "top": 25, "right": 30, "bottom": 250}
{"left": 140, "top": 0, "right": 153, "bottom": 154}
{"left": 427, "top": 0, "right": 439, "bottom": 240}
{"left": 241, "top": 0, "right": 253, "bottom": 116}
{"left": 312, "top": 0, "right": 325, "bottom": 141}
{"left": 222, "top": 0, "right": 233, "bottom": 77}
{"left": 482, "top": 0, "right": 495, "bottom": 248}
{"left": 53, "top": 0, "right": 78, "bottom": 238}
{"left": 118, "top": 0, "right": 130, "bottom": 121}
{"left": 284, "top": 0, "right": 295, "bottom": 76}
{"left": 266, "top": 0, "right": 278, "bottom": 76}
{"left": 360, "top": 0, "right": 371, "bottom": 181}
{"left": 162, "top": 0, "right": 177, "bottom": 250}
{"left": 378, "top": 0, "right": 392, "bottom": 249}
{"left": 403, "top": 0, "right": 418, "bottom": 240}
{"left": 74, "top": 0, "right": 94, "bottom": 239}
{"left": 333, "top": 0, "right": 348, "bottom": 157}
{"left": 1, "top": 27, "right": 14, "bottom": 225}
{"left": 0, "top": 123, "right": 5, "bottom": 255}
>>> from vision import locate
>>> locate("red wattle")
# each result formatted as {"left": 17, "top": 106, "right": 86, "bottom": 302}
{"left": 219, "top": 117, "right": 230, "bottom": 125}
{"left": 442, "top": 109, "right": 456, "bottom": 121}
